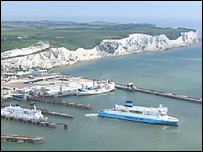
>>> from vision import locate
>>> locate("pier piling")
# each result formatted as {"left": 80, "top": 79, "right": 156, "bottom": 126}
{"left": 1, "top": 114, "right": 56, "bottom": 128}
{"left": 64, "top": 124, "right": 68, "bottom": 129}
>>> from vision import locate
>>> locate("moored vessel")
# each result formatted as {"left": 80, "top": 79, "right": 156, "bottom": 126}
{"left": 1, "top": 104, "right": 48, "bottom": 122}
{"left": 76, "top": 79, "right": 115, "bottom": 96}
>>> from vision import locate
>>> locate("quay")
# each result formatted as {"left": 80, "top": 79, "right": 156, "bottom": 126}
{"left": 115, "top": 84, "right": 202, "bottom": 103}
{"left": 29, "top": 97, "right": 92, "bottom": 109}
{"left": 1, "top": 103, "right": 70, "bottom": 129}
{"left": 42, "top": 110, "right": 74, "bottom": 119}
{"left": 1, "top": 114, "right": 68, "bottom": 129}
{"left": 1, "top": 134, "right": 44, "bottom": 144}
{"left": 1, "top": 114, "right": 57, "bottom": 128}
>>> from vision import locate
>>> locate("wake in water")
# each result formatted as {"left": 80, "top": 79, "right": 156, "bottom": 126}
{"left": 85, "top": 113, "right": 98, "bottom": 120}
{"left": 161, "top": 125, "right": 171, "bottom": 130}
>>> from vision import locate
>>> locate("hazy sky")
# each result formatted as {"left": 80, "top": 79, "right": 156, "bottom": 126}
{"left": 1, "top": 1, "right": 202, "bottom": 24}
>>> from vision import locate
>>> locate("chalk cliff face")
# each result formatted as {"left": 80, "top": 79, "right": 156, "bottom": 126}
{"left": 1, "top": 31, "right": 199, "bottom": 72}
{"left": 1, "top": 47, "right": 100, "bottom": 72}
{"left": 97, "top": 31, "right": 199, "bottom": 56}
{"left": 1, "top": 41, "right": 50, "bottom": 59}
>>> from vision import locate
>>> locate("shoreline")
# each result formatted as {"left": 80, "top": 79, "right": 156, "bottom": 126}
{"left": 1, "top": 31, "right": 199, "bottom": 73}
{"left": 51, "top": 41, "right": 202, "bottom": 72}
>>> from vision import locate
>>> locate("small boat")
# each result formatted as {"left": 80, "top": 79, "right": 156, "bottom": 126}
{"left": 98, "top": 101, "right": 179, "bottom": 126}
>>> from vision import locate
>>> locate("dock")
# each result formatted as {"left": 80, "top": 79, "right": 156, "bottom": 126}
{"left": 1, "top": 114, "right": 57, "bottom": 128}
{"left": 42, "top": 110, "right": 74, "bottom": 119}
{"left": 1, "top": 103, "right": 69, "bottom": 129}
{"left": 1, "top": 134, "right": 44, "bottom": 144}
{"left": 29, "top": 97, "right": 92, "bottom": 109}
{"left": 115, "top": 84, "right": 202, "bottom": 103}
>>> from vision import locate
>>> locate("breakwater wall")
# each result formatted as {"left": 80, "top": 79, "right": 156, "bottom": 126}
{"left": 115, "top": 84, "right": 202, "bottom": 103}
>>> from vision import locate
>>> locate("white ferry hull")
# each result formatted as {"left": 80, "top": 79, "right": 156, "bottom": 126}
{"left": 77, "top": 88, "right": 115, "bottom": 96}
{"left": 98, "top": 111, "right": 179, "bottom": 126}
{"left": 76, "top": 80, "right": 115, "bottom": 96}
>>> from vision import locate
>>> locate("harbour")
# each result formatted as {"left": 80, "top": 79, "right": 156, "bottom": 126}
{"left": 1, "top": 72, "right": 201, "bottom": 104}
{"left": 1, "top": 41, "right": 202, "bottom": 151}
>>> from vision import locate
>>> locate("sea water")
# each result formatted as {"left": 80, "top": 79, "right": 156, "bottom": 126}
{"left": 1, "top": 41, "right": 202, "bottom": 151}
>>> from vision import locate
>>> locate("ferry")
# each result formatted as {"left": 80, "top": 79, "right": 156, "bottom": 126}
{"left": 98, "top": 101, "right": 179, "bottom": 126}
{"left": 1, "top": 104, "right": 48, "bottom": 122}
{"left": 76, "top": 79, "right": 115, "bottom": 96}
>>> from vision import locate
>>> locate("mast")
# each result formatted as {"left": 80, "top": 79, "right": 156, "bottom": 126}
{"left": 33, "top": 104, "right": 36, "bottom": 111}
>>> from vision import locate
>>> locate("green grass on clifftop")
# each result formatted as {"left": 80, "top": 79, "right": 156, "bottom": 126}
{"left": 1, "top": 21, "right": 196, "bottom": 52}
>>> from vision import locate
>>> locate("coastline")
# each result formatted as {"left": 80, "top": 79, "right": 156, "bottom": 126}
{"left": 2, "top": 42, "right": 202, "bottom": 150}
{"left": 1, "top": 31, "right": 199, "bottom": 73}
{"left": 1, "top": 34, "right": 202, "bottom": 151}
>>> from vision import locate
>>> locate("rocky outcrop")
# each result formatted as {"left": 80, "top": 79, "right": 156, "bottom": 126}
{"left": 1, "top": 31, "right": 199, "bottom": 72}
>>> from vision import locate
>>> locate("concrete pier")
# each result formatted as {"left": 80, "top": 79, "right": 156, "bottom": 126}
{"left": 115, "top": 84, "right": 202, "bottom": 103}
{"left": 30, "top": 97, "right": 92, "bottom": 109}
{"left": 1, "top": 134, "right": 45, "bottom": 144}
{"left": 42, "top": 111, "right": 74, "bottom": 119}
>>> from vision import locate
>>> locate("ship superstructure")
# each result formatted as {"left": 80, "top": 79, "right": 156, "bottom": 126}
{"left": 1, "top": 104, "right": 48, "bottom": 122}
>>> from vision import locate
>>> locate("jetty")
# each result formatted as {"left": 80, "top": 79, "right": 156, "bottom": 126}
{"left": 29, "top": 97, "right": 92, "bottom": 109}
{"left": 29, "top": 102, "right": 74, "bottom": 119}
{"left": 1, "top": 113, "right": 68, "bottom": 129}
{"left": 1, "top": 114, "right": 57, "bottom": 128}
{"left": 115, "top": 83, "right": 202, "bottom": 103}
{"left": 42, "top": 110, "right": 74, "bottom": 119}
{"left": 1, "top": 103, "right": 70, "bottom": 129}
{"left": 1, "top": 134, "right": 44, "bottom": 144}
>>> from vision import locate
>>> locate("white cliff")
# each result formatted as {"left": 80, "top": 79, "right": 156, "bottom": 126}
{"left": 1, "top": 31, "right": 199, "bottom": 72}
{"left": 97, "top": 31, "right": 199, "bottom": 56}
{"left": 1, "top": 41, "right": 50, "bottom": 59}
{"left": 1, "top": 47, "right": 100, "bottom": 72}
